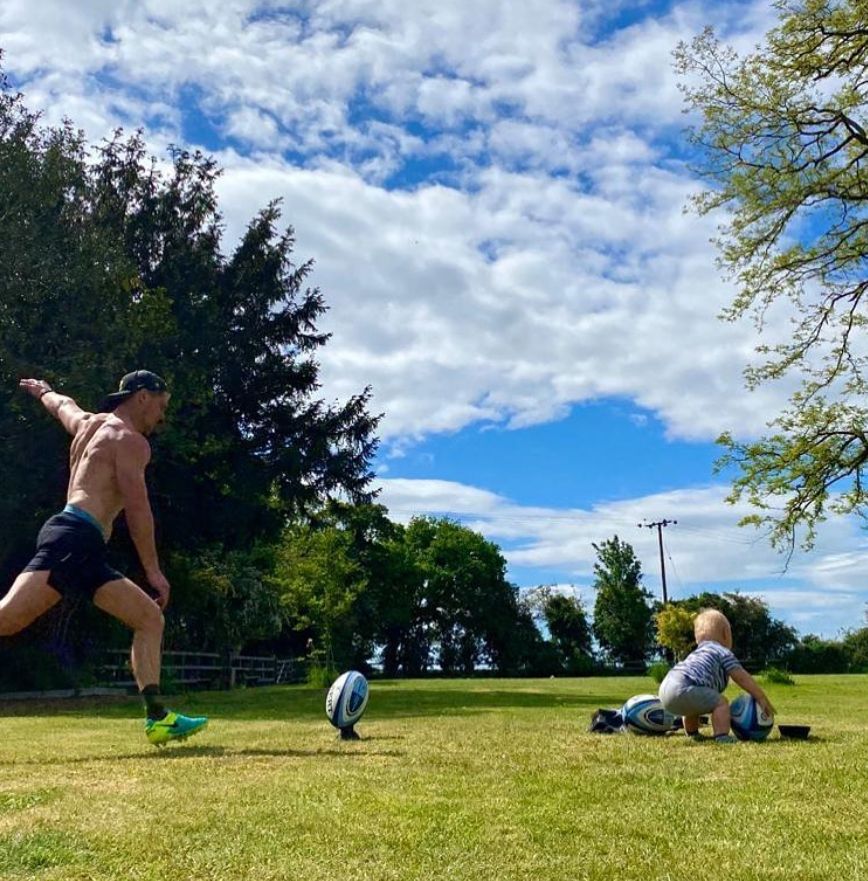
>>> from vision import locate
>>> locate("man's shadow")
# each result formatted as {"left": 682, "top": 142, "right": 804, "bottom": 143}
{"left": 0, "top": 741, "right": 406, "bottom": 765}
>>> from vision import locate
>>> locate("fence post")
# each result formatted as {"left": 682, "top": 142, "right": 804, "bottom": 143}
{"left": 220, "top": 648, "right": 233, "bottom": 690}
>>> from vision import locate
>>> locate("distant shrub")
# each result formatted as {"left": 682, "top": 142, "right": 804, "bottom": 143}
{"left": 786, "top": 636, "right": 850, "bottom": 674}
{"left": 565, "top": 652, "right": 596, "bottom": 676}
{"left": 306, "top": 661, "right": 338, "bottom": 688}
{"left": 761, "top": 666, "right": 795, "bottom": 685}
{"left": 654, "top": 605, "right": 695, "bottom": 661}
{"left": 842, "top": 627, "right": 868, "bottom": 672}
{"left": 647, "top": 661, "right": 670, "bottom": 685}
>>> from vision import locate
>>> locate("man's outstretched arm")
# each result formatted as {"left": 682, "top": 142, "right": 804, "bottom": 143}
{"left": 19, "top": 378, "right": 93, "bottom": 436}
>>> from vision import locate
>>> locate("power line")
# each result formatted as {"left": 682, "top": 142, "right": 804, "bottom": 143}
{"left": 638, "top": 519, "right": 677, "bottom": 604}
{"left": 665, "top": 544, "right": 684, "bottom": 596}
{"left": 674, "top": 522, "right": 761, "bottom": 547}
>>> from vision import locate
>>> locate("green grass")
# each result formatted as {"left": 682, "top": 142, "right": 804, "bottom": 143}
{"left": 1, "top": 675, "right": 867, "bottom": 880}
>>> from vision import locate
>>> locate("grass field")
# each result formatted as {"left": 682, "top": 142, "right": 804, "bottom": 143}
{"left": 1, "top": 675, "right": 866, "bottom": 881}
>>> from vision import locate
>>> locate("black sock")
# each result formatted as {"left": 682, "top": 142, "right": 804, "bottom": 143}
{"left": 141, "top": 685, "right": 167, "bottom": 720}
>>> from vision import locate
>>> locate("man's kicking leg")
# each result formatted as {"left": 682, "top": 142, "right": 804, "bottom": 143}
{"left": 0, "top": 571, "right": 61, "bottom": 636}
{"left": 94, "top": 578, "right": 208, "bottom": 746}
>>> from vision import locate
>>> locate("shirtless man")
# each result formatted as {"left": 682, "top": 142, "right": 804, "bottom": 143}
{"left": 1, "top": 370, "right": 208, "bottom": 746}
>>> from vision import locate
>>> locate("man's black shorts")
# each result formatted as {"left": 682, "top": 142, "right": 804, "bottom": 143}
{"left": 23, "top": 512, "right": 123, "bottom": 599}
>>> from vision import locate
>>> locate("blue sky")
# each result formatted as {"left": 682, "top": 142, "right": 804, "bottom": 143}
{"left": 2, "top": 0, "right": 867, "bottom": 637}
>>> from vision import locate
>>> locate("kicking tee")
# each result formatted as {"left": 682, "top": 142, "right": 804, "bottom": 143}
{"left": 670, "top": 640, "right": 743, "bottom": 693}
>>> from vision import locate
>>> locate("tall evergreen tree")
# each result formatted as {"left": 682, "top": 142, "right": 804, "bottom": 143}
{"left": 0, "top": 72, "right": 380, "bottom": 579}
{"left": 0, "top": 67, "right": 379, "bottom": 681}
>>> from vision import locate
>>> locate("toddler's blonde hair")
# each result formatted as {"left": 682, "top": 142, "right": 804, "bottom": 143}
{"left": 694, "top": 608, "right": 732, "bottom": 645}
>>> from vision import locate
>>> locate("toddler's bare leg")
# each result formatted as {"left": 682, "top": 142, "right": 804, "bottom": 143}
{"left": 711, "top": 697, "right": 730, "bottom": 737}
{"left": 682, "top": 714, "right": 700, "bottom": 736}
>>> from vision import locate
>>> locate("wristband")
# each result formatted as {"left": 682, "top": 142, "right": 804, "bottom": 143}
{"left": 39, "top": 386, "right": 53, "bottom": 399}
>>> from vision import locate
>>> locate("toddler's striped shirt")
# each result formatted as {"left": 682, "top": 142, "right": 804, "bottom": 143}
{"left": 671, "top": 640, "right": 742, "bottom": 692}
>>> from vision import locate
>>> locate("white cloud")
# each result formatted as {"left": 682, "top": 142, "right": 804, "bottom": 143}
{"left": 0, "top": 0, "right": 119, "bottom": 74}
{"left": 0, "top": 0, "right": 807, "bottom": 450}
{"left": 223, "top": 106, "right": 284, "bottom": 150}
{"left": 213, "top": 152, "right": 790, "bottom": 443}
{"left": 1, "top": 0, "right": 770, "bottom": 150}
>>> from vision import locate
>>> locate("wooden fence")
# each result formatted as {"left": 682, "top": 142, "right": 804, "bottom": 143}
{"left": 97, "top": 650, "right": 307, "bottom": 690}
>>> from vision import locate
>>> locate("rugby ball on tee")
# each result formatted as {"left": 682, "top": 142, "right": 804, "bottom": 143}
{"left": 325, "top": 671, "right": 369, "bottom": 730}
{"left": 621, "top": 693, "right": 678, "bottom": 735}
{"left": 730, "top": 693, "right": 774, "bottom": 742}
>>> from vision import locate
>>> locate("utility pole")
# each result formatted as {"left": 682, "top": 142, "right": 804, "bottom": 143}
{"left": 638, "top": 519, "right": 677, "bottom": 604}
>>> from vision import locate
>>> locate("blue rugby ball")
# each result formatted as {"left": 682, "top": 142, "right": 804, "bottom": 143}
{"left": 730, "top": 693, "right": 773, "bottom": 742}
{"left": 325, "top": 671, "right": 369, "bottom": 729}
{"left": 621, "top": 693, "right": 678, "bottom": 735}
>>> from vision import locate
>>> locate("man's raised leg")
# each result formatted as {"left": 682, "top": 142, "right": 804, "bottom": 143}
{"left": 0, "top": 571, "right": 61, "bottom": 636}
{"left": 94, "top": 578, "right": 208, "bottom": 746}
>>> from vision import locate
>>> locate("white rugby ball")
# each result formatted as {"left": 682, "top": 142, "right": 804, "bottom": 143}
{"left": 325, "top": 670, "right": 369, "bottom": 729}
{"left": 621, "top": 693, "right": 678, "bottom": 735}
{"left": 730, "top": 693, "right": 773, "bottom": 742}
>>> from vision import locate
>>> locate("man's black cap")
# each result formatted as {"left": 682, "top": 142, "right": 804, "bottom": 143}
{"left": 101, "top": 370, "right": 168, "bottom": 412}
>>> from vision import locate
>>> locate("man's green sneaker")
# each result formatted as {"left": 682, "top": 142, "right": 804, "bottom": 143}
{"left": 145, "top": 711, "right": 209, "bottom": 746}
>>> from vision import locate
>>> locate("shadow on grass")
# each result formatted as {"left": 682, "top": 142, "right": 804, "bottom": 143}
{"left": 767, "top": 735, "right": 823, "bottom": 745}
{"left": 0, "top": 682, "right": 636, "bottom": 722}
{"left": 208, "top": 687, "right": 633, "bottom": 722}
{"left": 666, "top": 734, "right": 824, "bottom": 746}
{"left": 0, "top": 744, "right": 406, "bottom": 766}
{"left": 256, "top": 684, "right": 630, "bottom": 722}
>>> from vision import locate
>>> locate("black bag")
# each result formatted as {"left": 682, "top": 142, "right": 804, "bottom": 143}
{"left": 588, "top": 708, "right": 624, "bottom": 734}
